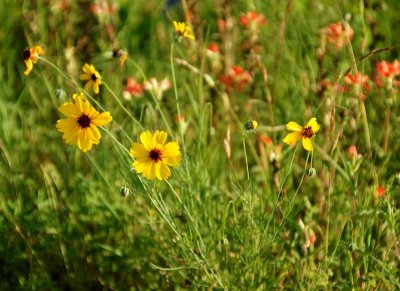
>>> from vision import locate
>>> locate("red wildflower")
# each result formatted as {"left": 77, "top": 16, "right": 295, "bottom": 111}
{"left": 344, "top": 73, "right": 371, "bottom": 91}
{"left": 240, "top": 11, "right": 267, "bottom": 28}
{"left": 219, "top": 66, "right": 252, "bottom": 92}
{"left": 322, "top": 22, "right": 354, "bottom": 48}
{"left": 374, "top": 60, "right": 400, "bottom": 87}
{"left": 376, "top": 187, "right": 385, "bottom": 197}
{"left": 123, "top": 77, "right": 144, "bottom": 100}
{"left": 259, "top": 134, "right": 272, "bottom": 145}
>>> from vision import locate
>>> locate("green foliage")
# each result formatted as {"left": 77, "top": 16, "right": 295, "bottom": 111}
{"left": 1, "top": 0, "right": 400, "bottom": 289}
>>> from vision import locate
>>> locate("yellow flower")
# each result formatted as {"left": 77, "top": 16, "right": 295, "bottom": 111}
{"left": 56, "top": 93, "right": 112, "bottom": 152}
{"left": 79, "top": 63, "right": 102, "bottom": 94}
{"left": 112, "top": 48, "right": 128, "bottom": 67}
{"left": 283, "top": 117, "right": 320, "bottom": 151}
{"left": 23, "top": 46, "right": 44, "bottom": 75}
{"left": 244, "top": 120, "right": 258, "bottom": 131}
{"left": 173, "top": 21, "right": 195, "bottom": 40}
{"left": 130, "top": 130, "right": 181, "bottom": 180}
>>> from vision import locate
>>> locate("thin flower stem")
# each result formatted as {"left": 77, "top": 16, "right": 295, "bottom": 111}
{"left": 261, "top": 143, "right": 299, "bottom": 241}
{"left": 126, "top": 58, "right": 173, "bottom": 135}
{"left": 170, "top": 43, "right": 189, "bottom": 174}
{"left": 285, "top": 151, "right": 310, "bottom": 218}
{"left": 102, "top": 82, "right": 143, "bottom": 130}
{"left": 242, "top": 132, "right": 250, "bottom": 181}
{"left": 39, "top": 57, "right": 79, "bottom": 87}
{"left": 101, "top": 127, "right": 130, "bottom": 155}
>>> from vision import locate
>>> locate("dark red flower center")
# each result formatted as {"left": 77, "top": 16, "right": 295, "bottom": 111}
{"left": 149, "top": 148, "right": 163, "bottom": 163}
{"left": 91, "top": 74, "right": 98, "bottom": 81}
{"left": 22, "top": 49, "right": 31, "bottom": 60}
{"left": 77, "top": 114, "right": 91, "bottom": 128}
{"left": 302, "top": 126, "right": 314, "bottom": 138}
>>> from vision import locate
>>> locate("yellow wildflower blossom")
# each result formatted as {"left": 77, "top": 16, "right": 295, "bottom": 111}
{"left": 173, "top": 21, "right": 195, "bottom": 40}
{"left": 79, "top": 63, "right": 102, "bottom": 94}
{"left": 283, "top": 117, "right": 320, "bottom": 151}
{"left": 23, "top": 46, "right": 44, "bottom": 75}
{"left": 130, "top": 130, "right": 181, "bottom": 180}
{"left": 56, "top": 93, "right": 112, "bottom": 152}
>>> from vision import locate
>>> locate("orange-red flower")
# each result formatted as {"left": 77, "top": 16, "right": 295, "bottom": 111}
{"left": 123, "top": 77, "right": 144, "bottom": 100}
{"left": 219, "top": 66, "right": 252, "bottom": 92}
{"left": 374, "top": 60, "right": 400, "bottom": 87}
{"left": 321, "top": 22, "right": 354, "bottom": 48}
{"left": 240, "top": 11, "right": 267, "bottom": 28}
{"left": 377, "top": 187, "right": 385, "bottom": 197}
{"left": 344, "top": 73, "right": 371, "bottom": 91}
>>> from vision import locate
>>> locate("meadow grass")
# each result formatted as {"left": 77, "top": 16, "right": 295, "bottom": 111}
{"left": 1, "top": 0, "right": 400, "bottom": 289}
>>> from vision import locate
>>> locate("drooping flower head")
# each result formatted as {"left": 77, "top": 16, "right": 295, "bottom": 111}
{"left": 112, "top": 48, "right": 128, "bottom": 67}
{"left": 173, "top": 21, "right": 195, "bottom": 41}
{"left": 56, "top": 93, "right": 112, "bottom": 152}
{"left": 80, "top": 63, "right": 102, "bottom": 94}
{"left": 130, "top": 130, "right": 181, "bottom": 180}
{"left": 283, "top": 118, "right": 320, "bottom": 151}
{"left": 23, "top": 46, "right": 44, "bottom": 75}
{"left": 244, "top": 120, "right": 258, "bottom": 131}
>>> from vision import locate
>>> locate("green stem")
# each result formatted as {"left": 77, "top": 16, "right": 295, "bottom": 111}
{"left": 103, "top": 82, "right": 143, "bottom": 130}
{"left": 170, "top": 43, "right": 188, "bottom": 173}
{"left": 126, "top": 58, "right": 173, "bottom": 135}
{"left": 242, "top": 132, "right": 250, "bottom": 181}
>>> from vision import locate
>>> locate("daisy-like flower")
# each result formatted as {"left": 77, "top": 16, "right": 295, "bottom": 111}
{"left": 173, "top": 21, "right": 195, "bottom": 40}
{"left": 130, "top": 130, "right": 181, "bottom": 180}
{"left": 56, "top": 93, "right": 112, "bottom": 152}
{"left": 23, "top": 46, "right": 44, "bottom": 75}
{"left": 283, "top": 118, "right": 320, "bottom": 151}
{"left": 79, "top": 63, "right": 102, "bottom": 94}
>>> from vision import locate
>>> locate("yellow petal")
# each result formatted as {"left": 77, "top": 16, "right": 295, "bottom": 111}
{"left": 91, "top": 112, "right": 112, "bottom": 126}
{"left": 159, "top": 162, "right": 171, "bottom": 180}
{"left": 59, "top": 102, "right": 80, "bottom": 118}
{"left": 82, "top": 63, "right": 93, "bottom": 74}
{"left": 164, "top": 142, "right": 181, "bottom": 166}
{"left": 173, "top": 21, "right": 178, "bottom": 31}
{"left": 307, "top": 117, "right": 320, "bottom": 133}
{"left": 283, "top": 132, "right": 302, "bottom": 145}
{"left": 130, "top": 143, "right": 149, "bottom": 159}
{"left": 24, "top": 60, "right": 33, "bottom": 76}
{"left": 286, "top": 121, "right": 303, "bottom": 132}
{"left": 302, "top": 138, "right": 314, "bottom": 151}
{"left": 84, "top": 81, "right": 92, "bottom": 91}
{"left": 89, "top": 125, "right": 101, "bottom": 144}
{"left": 93, "top": 82, "right": 99, "bottom": 94}
{"left": 153, "top": 130, "right": 168, "bottom": 146}
{"left": 155, "top": 162, "right": 162, "bottom": 180}
{"left": 140, "top": 130, "right": 155, "bottom": 150}
{"left": 79, "top": 73, "right": 91, "bottom": 80}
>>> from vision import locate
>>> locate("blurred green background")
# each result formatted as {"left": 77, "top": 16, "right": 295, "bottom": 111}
{"left": 1, "top": 0, "right": 400, "bottom": 289}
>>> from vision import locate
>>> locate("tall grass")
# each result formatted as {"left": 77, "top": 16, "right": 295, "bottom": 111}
{"left": 1, "top": 0, "right": 400, "bottom": 289}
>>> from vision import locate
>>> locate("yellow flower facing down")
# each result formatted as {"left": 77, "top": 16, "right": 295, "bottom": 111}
{"left": 130, "top": 130, "right": 181, "bottom": 180}
{"left": 56, "top": 93, "right": 112, "bottom": 152}
{"left": 244, "top": 120, "right": 258, "bottom": 131}
{"left": 80, "top": 63, "right": 102, "bottom": 94}
{"left": 283, "top": 118, "right": 320, "bottom": 151}
{"left": 23, "top": 46, "right": 44, "bottom": 75}
{"left": 112, "top": 48, "right": 128, "bottom": 67}
{"left": 173, "top": 21, "right": 195, "bottom": 40}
